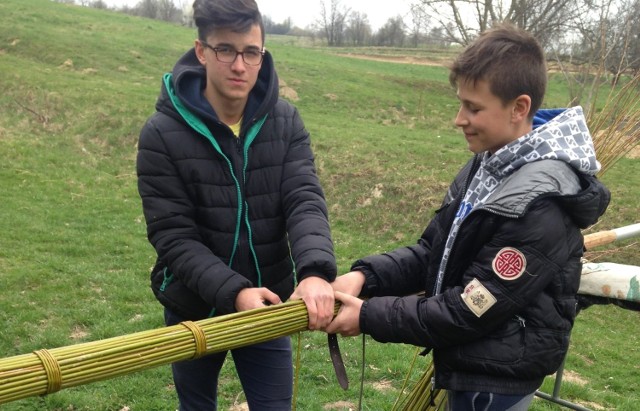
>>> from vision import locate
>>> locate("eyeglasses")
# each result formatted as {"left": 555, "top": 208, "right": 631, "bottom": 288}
{"left": 200, "top": 41, "right": 264, "bottom": 66}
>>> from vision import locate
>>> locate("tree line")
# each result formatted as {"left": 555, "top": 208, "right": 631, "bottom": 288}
{"left": 59, "top": 0, "right": 640, "bottom": 105}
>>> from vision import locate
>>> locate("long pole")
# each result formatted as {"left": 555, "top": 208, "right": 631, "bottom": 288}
{"left": 583, "top": 223, "right": 640, "bottom": 249}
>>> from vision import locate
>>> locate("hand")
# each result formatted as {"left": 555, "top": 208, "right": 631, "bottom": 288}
{"left": 289, "top": 276, "right": 335, "bottom": 331}
{"left": 235, "top": 287, "right": 282, "bottom": 312}
{"left": 325, "top": 291, "right": 363, "bottom": 337}
{"left": 331, "top": 271, "right": 366, "bottom": 297}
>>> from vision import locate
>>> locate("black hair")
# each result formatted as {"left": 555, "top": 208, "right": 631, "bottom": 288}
{"left": 449, "top": 23, "right": 547, "bottom": 117}
{"left": 192, "top": 0, "right": 265, "bottom": 44}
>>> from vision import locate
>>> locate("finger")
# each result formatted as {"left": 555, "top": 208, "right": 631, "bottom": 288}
{"left": 316, "top": 302, "right": 334, "bottom": 331}
{"left": 334, "top": 290, "right": 350, "bottom": 303}
{"left": 263, "top": 292, "right": 282, "bottom": 306}
{"left": 306, "top": 300, "right": 319, "bottom": 330}
{"left": 288, "top": 289, "right": 301, "bottom": 301}
{"left": 325, "top": 317, "right": 339, "bottom": 334}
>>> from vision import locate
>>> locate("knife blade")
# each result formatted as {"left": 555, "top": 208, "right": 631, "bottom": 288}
{"left": 328, "top": 333, "right": 349, "bottom": 390}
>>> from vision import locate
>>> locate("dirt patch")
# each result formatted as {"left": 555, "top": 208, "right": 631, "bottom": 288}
{"left": 277, "top": 53, "right": 446, "bottom": 101}
{"left": 580, "top": 401, "right": 606, "bottom": 410}
{"left": 372, "top": 379, "right": 394, "bottom": 392}
{"left": 561, "top": 369, "right": 589, "bottom": 386}
{"left": 323, "top": 401, "right": 356, "bottom": 410}
{"left": 279, "top": 86, "right": 299, "bottom": 101}
{"left": 279, "top": 78, "right": 300, "bottom": 101}
{"left": 627, "top": 144, "right": 640, "bottom": 159}
{"left": 339, "top": 53, "right": 446, "bottom": 67}
{"left": 69, "top": 325, "right": 89, "bottom": 340}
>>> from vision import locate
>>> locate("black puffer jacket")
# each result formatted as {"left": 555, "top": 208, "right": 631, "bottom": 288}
{"left": 354, "top": 155, "right": 610, "bottom": 394}
{"left": 137, "top": 49, "right": 336, "bottom": 320}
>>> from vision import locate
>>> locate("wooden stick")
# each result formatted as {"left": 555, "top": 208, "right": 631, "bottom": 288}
{"left": 583, "top": 223, "right": 640, "bottom": 250}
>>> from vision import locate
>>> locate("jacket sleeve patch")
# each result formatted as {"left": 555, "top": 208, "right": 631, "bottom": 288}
{"left": 492, "top": 247, "right": 526, "bottom": 281}
{"left": 461, "top": 278, "right": 497, "bottom": 317}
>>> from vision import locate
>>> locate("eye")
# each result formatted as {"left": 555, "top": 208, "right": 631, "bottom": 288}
{"left": 464, "top": 103, "right": 480, "bottom": 113}
{"left": 216, "top": 46, "right": 234, "bottom": 54}
{"left": 243, "top": 50, "right": 261, "bottom": 58}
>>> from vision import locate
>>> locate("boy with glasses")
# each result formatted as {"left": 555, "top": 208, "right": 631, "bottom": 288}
{"left": 136, "top": 0, "right": 337, "bottom": 409}
{"left": 327, "top": 24, "right": 610, "bottom": 410}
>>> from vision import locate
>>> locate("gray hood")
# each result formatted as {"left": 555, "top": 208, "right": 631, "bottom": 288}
{"left": 483, "top": 106, "right": 600, "bottom": 178}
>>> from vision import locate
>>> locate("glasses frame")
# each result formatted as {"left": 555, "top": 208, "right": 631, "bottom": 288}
{"left": 200, "top": 41, "right": 264, "bottom": 66}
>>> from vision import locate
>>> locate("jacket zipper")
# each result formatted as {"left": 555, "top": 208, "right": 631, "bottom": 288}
{"left": 432, "top": 155, "right": 481, "bottom": 295}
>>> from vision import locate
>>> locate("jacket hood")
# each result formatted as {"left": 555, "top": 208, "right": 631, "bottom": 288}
{"left": 558, "top": 172, "right": 611, "bottom": 229}
{"left": 483, "top": 106, "right": 601, "bottom": 178}
{"left": 155, "top": 47, "right": 279, "bottom": 131}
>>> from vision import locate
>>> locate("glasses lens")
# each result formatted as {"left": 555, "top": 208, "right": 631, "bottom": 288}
{"left": 242, "top": 50, "right": 263, "bottom": 66}
{"left": 216, "top": 48, "right": 237, "bottom": 63}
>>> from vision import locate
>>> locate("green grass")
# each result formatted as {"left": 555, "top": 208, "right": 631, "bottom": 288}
{"left": 0, "top": 1, "right": 638, "bottom": 410}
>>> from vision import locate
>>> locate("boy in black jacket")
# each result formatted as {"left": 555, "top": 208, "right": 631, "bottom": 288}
{"left": 327, "top": 24, "right": 610, "bottom": 410}
{"left": 137, "top": 0, "right": 336, "bottom": 409}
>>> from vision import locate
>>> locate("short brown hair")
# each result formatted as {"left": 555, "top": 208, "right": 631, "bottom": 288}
{"left": 449, "top": 24, "right": 547, "bottom": 117}
{"left": 192, "top": 0, "right": 265, "bottom": 44}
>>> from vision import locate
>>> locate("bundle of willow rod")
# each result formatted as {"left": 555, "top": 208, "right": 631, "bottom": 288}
{"left": 587, "top": 73, "right": 640, "bottom": 174}
{"left": 392, "top": 360, "right": 446, "bottom": 411}
{"left": 0, "top": 300, "right": 331, "bottom": 405}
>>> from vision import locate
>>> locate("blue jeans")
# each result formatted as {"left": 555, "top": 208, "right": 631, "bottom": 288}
{"left": 446, "top": 391, "right": 535, "bottom": 411}
{"left": 165, "top": 308, "right": 293, "bottom": 411}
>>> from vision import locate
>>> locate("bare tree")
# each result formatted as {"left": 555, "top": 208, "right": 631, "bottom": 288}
{"left": 425, "top": 25, "right": 450, "bottom": 47}
{"left": 547, "top": 0, "right": 636, "bottom": 107}
{"left": 345, "top": 11, "right": 372, "bottom": 46}
{"left": 602, "top": 0, "right": 640, "bottom": 79}
{"left": 318, "top": 0, "right": 350, "bottom": 46}
{"left": 156, "top": 0, "right": 180, "bottom": 22}
{"left": 412, "top": 0, "right": 583, "bottom": 47}
{"left": 89, "top": 0, "right": 109, "bottom": 9}
{"left": 264, "top": 16, "right": 293, "bottom": 35}
{"left": 375, "top": 16, "right": 406, "bottom": 47}
{"left": 538, "top": 0, "right": 640, "bottom": 118}
{"left": 408, "top": 3, "right": 429, "bottom": 48}
{"left": 136, "top": 0, "right": 159, "bottom": 20}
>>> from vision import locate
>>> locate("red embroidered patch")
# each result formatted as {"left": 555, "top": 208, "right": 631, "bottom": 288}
{"left": 492, "top": 247, "right": 526, "bottom": 280}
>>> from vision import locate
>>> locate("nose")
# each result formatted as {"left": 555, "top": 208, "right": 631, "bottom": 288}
{"left": 230, "top": 54, "right": 247, "bottom": 71}
{"left": 454, "top": 107, "right": 467, "bottom": 127}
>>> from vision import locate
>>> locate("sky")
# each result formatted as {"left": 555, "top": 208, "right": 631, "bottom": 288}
{"left": 100, "top": 0, "right": 413, "bottom": 30}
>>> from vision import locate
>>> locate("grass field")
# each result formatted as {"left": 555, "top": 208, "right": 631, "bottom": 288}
{"left": 0, "top": 0, "right": 638, "bottom": 410}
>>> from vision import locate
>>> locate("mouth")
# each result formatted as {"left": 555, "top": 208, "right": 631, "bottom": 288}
{"left": 228, "top": 78, "right": 246, "bottom": 86}
{"left": 463, "top": 131, "right": 476, "bottom": 140}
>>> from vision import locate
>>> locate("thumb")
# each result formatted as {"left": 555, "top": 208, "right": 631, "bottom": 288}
{"left": 334, "top": 290, "right": 351, "bottom": 303}
{"left": 263, "top": 289, "right": 282, "bottom": 305}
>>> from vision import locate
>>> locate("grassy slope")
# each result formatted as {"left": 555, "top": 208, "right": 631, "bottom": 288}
{"left": 0, "top": 0, "right": 638, "bottom": 410}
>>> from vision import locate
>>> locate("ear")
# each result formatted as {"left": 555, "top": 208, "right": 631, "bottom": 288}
{"left": 194, "top": 39, "right": 207, "bottom": 66}
{"left": 512, "top": 94, "right": 532, "bottom": 123}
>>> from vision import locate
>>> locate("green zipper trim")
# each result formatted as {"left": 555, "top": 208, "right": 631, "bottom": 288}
{"left": 163, "top": 73, "right": 243, "bottom": 265}
{"left": 159, "top": 267, "right": 174, "bottom": 292}
{"left": 242, "top": 116, "right": 267, "bottom": 287}
{"left": 163, "top": 73, "right": 267, "bottom": 283}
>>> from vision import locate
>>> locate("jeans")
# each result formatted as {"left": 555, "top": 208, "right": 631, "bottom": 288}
{"left": 165, "top": 308, "right": 293, "bottom": 411}
{"left": 446, "top": 391, "right": 535, "bottom": 411}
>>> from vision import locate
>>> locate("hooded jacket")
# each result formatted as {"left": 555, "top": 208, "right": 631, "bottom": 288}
{"left": 137, "top": 48, "right": 336, "bottom": 320}
{"left": 353, "top": 107, "right": 610, "bottom": 394}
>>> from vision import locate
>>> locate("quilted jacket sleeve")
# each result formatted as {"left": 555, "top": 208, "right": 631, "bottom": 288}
{"left": 360, "top": 199, "right": 578, "bottom": 349}
{"left": 280, "top": 105, "right": 337, "bottom": 282}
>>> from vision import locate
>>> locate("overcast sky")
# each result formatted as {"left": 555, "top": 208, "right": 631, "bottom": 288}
{"left": 99, "top": 0, "right": 413, "bottom": 30}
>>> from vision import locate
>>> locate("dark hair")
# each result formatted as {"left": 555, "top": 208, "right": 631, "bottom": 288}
{"left": 192, "top": 0, "right": 265, "bottom": 44}
{"left": 449, "top": 23, "right": 547, "bottom": 117}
